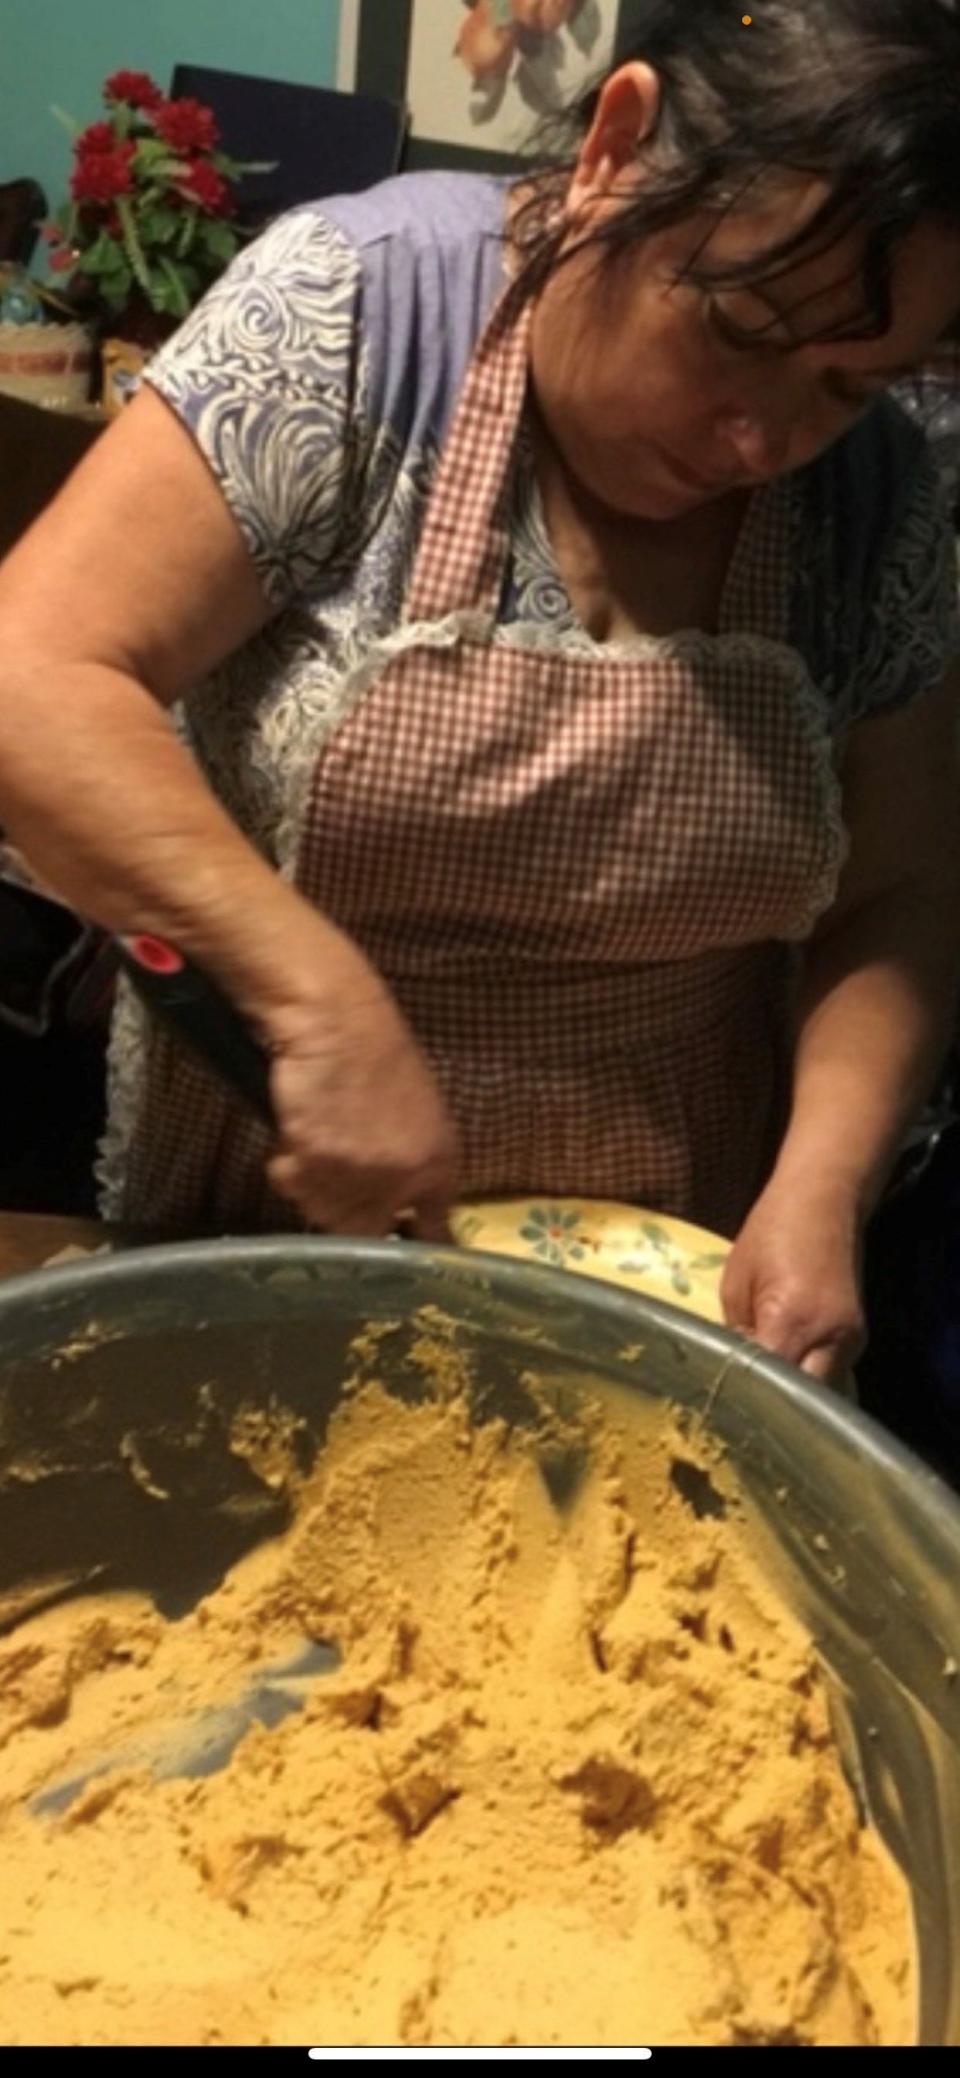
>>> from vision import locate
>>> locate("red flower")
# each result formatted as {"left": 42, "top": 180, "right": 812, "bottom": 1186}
{"left": 155, "top": 97, "right": 220, "bottom": 155}
{"left": 75, "top": 121, "right": 117, "bottom": 157}
{"left": 70, "top": 143, "right": 135, "bottom": 204}
{"left": 180, "top": 158, "right": 231, "bottom": 214}
{"left": 103, "top": 70, "right": 163, "bottom": 110}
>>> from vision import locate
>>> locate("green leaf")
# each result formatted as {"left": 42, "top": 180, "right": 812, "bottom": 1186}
{"left": 100, "top": 269, "right": 134, "bottom": 317}
{"left": 77, "top": 241, "right": 133, "bottom": 311}
{"left": 50, "top": 103, "right": 80, "bottom": 138}
{"left": 134, "top": 183, "right": 185, "bottom": 219}
{"left": 77, "top": 229, "right": 128, "bottom": 279}
{"left": 116, "top": 195, "right": 152, "bottom": 296}
{"left": 209, "top": 148, "right": 270, "bottom": 180}
{"left": 214, "top": 151, "right": 275, "bottom": 177}
{"left": 132, "top": 140, "right": 188, "bottom": 180}
{"left": 133, "top": 136, "right": 169, "bottom": 163}
{"left": 148, "top": 255, "right": 203, "bottom": 318}
{"left": 176, "top": 208, "right": 198, "bottom": 257}
{"left": 147, "top": 258, "right": 190, "bottom": 320}
{"left": 135, "top": 204, "right": 181, "bottom": 248}
{"left": 199, "top": 217, "right": 239, "bottom": 266}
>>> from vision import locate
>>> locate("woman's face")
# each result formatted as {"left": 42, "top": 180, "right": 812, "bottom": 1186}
{"left": 528, "top": 82, "right": 960, "bottom": 520}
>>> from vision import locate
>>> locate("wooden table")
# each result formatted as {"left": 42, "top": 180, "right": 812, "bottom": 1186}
{"left": 0, "top": 1211, "right": 116, "bottom": 1280}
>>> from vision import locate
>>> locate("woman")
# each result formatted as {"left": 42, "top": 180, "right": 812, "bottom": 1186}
{"left": 0, "top": 0, "right": 959, "bottom": 1384}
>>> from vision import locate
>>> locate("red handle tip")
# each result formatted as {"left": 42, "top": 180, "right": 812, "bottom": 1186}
{"left": 123, "top": 934, "right": 184, "bottom": 976}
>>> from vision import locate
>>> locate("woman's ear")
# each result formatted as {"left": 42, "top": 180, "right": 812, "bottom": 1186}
{"left": 567, "top": 62, "right": 661, "bottom": 217}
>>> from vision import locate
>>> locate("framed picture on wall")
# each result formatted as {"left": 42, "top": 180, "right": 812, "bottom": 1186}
{"left": 338, "top": 1, "right": 646, "bottom": 175}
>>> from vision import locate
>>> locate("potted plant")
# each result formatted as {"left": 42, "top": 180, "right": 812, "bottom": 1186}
{"left": 45, "top": 70, "right": 265, "bottom": 414}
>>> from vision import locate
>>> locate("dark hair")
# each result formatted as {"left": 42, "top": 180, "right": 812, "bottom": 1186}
{"left": 514, "top": 0, "right": 960, "bottom": 347}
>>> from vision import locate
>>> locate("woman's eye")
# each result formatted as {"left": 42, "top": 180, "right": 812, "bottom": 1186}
{"left": 705, "top": 299, "right": 775, "bottom": 354}
{"left": 706, "top": 300, "right": 752, "bottom": 351}
{"left": 707, "top": 299, "right": 886, "bottom": 409}
{"left": 702, "top": 301, "right": 789, "bottom": 361}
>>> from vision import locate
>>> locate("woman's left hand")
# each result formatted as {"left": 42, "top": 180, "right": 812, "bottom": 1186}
{"left": 720, "top": 1170, "right": 867, "bottom": 1385}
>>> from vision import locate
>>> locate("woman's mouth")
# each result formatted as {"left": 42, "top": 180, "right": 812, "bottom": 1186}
{"left": 657, "top": 447, "right": 737, "bottom": 493}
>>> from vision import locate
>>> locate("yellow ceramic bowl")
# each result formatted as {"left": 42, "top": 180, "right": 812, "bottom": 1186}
{"left": 450, "top": 1196, "right": 730, "bottom": 1323}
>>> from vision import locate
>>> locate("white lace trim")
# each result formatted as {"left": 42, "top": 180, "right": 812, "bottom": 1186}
{"left": 493, "top": 617, "right": 783, "bottom": 666}
{"left": 272, "top": 608, "right": 494, "bottom": 870}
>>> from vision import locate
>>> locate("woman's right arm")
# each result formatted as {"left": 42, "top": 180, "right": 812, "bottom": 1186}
{"left": 0, "top": 388, "right": 459, "bottom": 1234}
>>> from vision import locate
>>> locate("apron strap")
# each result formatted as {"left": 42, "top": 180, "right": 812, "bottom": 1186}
{"left": 405, "top": 278, "right": 533, "bottom": 627}
{"left": 717, "top": 476, "right": 793, "bottom": 643}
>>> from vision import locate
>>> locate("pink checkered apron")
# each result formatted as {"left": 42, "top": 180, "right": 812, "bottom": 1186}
{"left": 122, "top": 285, "right": 845, "bottom": 1237}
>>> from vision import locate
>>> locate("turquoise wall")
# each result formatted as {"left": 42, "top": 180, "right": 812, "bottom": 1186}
{"left": 0, "top": 0, "right": 342, "bottom": 214}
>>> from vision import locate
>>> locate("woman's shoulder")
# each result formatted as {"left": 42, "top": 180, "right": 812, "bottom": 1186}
{"left": 795, "top": 397, "right": 958, "bottom": 725}
{"left": 230, "top": 172, "right": 508, "bottom": 449}
{"left": 143, "top": 175, "right": 510, "bottom": 611}
{"left": 796, "top": 394, "right": 951, "bottom": 628}
{"left": 804, "top": 394, "right": 932, "bottom": 558}
{"left": 158, "top": 172, "right": 509, "bottom": 380}
{"left": 242, "top": 172, "right": 509, "bottom": 315}
{"left": 149, "top": 171, "right": 508, "bottom": 443}
{"left": 318, "top": 170, "right": 510, "bottom": 258}
{"left": 320, "top": 173, "right": 510, "bottom": 437}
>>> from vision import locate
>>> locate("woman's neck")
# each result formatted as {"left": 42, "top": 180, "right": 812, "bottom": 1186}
{"left": 525, "top": 401, "right": 752, "bottom": 641}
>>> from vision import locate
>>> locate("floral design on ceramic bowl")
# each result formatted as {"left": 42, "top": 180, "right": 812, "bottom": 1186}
{"left": 451, "top": 1196, "right": 731, "bottom": 1323}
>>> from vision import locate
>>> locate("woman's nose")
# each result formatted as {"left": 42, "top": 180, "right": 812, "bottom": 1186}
{"left": 719, "top": 411, "right": 793, "bottom": 480}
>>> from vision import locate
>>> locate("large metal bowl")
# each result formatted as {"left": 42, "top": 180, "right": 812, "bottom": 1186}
{"left": 1, "top": 1237, "right": 959, "bottom": 2045}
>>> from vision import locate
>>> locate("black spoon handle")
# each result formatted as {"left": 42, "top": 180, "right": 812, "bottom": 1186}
{"left": 115, "top": 934, "right": 275, "bottom": 1128}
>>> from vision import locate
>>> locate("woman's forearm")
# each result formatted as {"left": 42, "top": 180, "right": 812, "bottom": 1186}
{"left": 0, "top": 388, "right": 364, "bottom": 1037}
{"left": 0, "top": 653, "right": 460, "bottom": 1234}
{"left": 0, "top": 392, "right": 461, "bottom": 1237}
{"left": 0, "top": 660, "right": 365, "bottom": 1041}
{"left": 771, "top": 876, "right": 960, "bottom": 1216}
